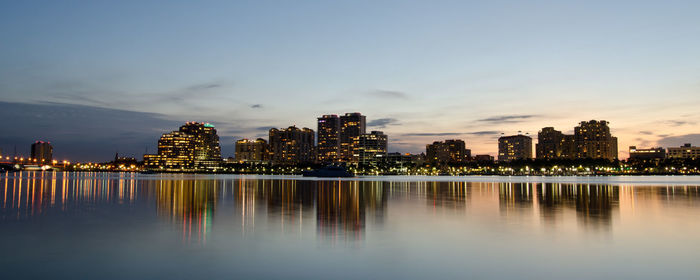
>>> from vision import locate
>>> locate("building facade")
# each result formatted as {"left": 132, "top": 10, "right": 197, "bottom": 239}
{"left": 536, "top": 127, "right": 565, "bottom": 159}
{"left": 269, "top": 126, "right": 315, "bottom": 165}
{"left": 535, "top": 120, "right": 618, "bottom": 161}
{"left": 628, "top": 146, "right": 666, "bottom": 161}
{"left": 667, "top": 144, "right": 700, "bottom": 160}
{"left": 339, "top": 113, "right": 366, "bottom": 162}
{"left": 498, "top": 135, "right": 532, "bottom": 162}
{"left": 426, "top": 139, "right": 470, "bottom": 165}
{"left": 235, "top": 138, "right": 270, "bottom": 162}
{"left": 31, "top": 141, "right": 53, "bottom": 164}
{"left": 317, "top": 114, "right": 340, "bottom": 163}
{"left": 574, "top": 120, "right": 618, "bottom": 160}
{"left": 144, "top": 122, "right": 222, "bottom": 170}
{"left": 352, "top": 131, "right": 387, "bottom": 165}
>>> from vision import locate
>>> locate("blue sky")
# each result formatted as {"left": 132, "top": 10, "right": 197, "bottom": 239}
{"left": 1, "top": 0, "right": 699, "bottom": 161}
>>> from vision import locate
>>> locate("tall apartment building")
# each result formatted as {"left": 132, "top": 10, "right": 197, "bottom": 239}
{"left": 574, "top": 120, "right": 618, "bottom": 160}
{"left": 235, "top": 138, "right": 270, "bottom": 162}
{"left": 339, "top": 113, "right": 366, "bottom": 162}
{"left": 317, "top": 114, "right": 340, "bottom": 163}
{"left": 498, "top": 135, "right": 532, "bottom": 162}
{"left": 352, "top": 131, "right": 387, "bottom": 165}
{"left": 536, "top": 120, "right": 618, "bottom": 161}
{"left": 144, "top": 122, "right": 222, "bottom": 170}
{"left": 31, "top": 141, "right": 53, "bottom": 164}
{"left": 269, "top": 126, "right": 315, "bottom": 165}
{"left": 426, "top": 139, "right": 470, "bottom": 165}
{"left": 667, "top": 143, "right": 700, "bottom": 160}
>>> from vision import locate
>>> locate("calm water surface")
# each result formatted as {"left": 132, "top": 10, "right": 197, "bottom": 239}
{"left": 1, "top": 172, "right": 700, "bottom": 279}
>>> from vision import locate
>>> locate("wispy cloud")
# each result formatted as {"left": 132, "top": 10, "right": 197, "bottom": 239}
{"left": 251, "top": 104, "right": 263, "bottom": 109}
{"left": 403, "top": 132, "right": 463, "bottom": 137}
{"left": 477, "top": 115, "right": 538, "bottom": 123}
{"left": 639, "top": 131, "right": 653, "bottom": 135}
{"left": 369, "top": 90, "right": 408, "bottom": 99}
{"left": 658, "top": 134, "right": 700, "bottom": 147}
{"left": 467, "top": 131, "right": 501, "bottom": 135}
{"left": 367, "top": 118, "right": 399, "bottom": 128}
{"left": 667, "top": 120, "right": 696, "bottom": 127}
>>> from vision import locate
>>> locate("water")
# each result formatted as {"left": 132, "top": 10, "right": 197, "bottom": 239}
{"left": 1, "top": 172, "right": 700, "bottom": 279}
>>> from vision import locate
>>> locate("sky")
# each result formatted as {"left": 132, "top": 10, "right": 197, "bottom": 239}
{"left": 1, "top": 0, "right": 699, "bottom": 162}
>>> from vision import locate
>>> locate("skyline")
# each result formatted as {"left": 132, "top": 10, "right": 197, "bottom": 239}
{"left": 2, "top": 1, "right": 700, "bottom": 161}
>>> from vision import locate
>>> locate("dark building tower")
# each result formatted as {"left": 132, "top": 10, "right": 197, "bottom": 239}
{"left": 317, "top": 114, "right": 340, "bottom": 163}
{"left": 574, "top": 120, "right": 618, "bottom": 160}
{"left": 353, "top": 131, "right": 388, "bottom": 165}
{"left": 339, "top": 113, "right": 366, "bottom": 162}
{"left": 145, "top": 131, "right": 195, "bottom": 169}
{"left": 235, "top": 138, "right": 270, "bottom": 162}
{"left": 269, "top": 126, "right": 315, "bottom": 165}
{"left": 426, "top": 139, "right": 470, "bottom": 165}
{"left": 536, "top": 127, "right": 565, "bottom": 159}
{"left": 498, "top": 135, "right": 532, "bottom": 162}
{"left": 144, "top": 122, "right": 222, "bottom": 170}
{"left": 31, "top": 141, "right": 53, "bottom": 164}
{"left": 179, "top": 122, "right": 223, "bottom": 168}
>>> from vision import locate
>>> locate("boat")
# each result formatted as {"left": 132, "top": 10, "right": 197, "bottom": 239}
{"left": 303, "top": 165, "right": 354, "bottom": 178}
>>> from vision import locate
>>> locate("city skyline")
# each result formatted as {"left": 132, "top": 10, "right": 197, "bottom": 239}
{"left": 1, "top": 1, "right": 700, "bottom": 161}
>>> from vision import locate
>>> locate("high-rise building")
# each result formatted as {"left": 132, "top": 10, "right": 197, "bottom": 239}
{"left": 426, "top": 139, "right": 470, "bottom": 165}
{"left": 144, "top": 122, "right": 222, "bottom": 170}
{"left": 31, "top": 141, "right": 53, "bottom": 164}
{"left": 536, "top": 127, "right": 565, "bottom": 159}
{"left": 145, "top": 131, "right": 195, "bottom": 169}
{"left": 667, "top": 143, "right": 700, "bottom": 160}
{"left": 339, "top": 113, "right": 366, "bottom": 162}
{"left": 353, "top": 131, "right": 387, "bottom": 165}
{"left": 235, "top": 138, "right": 270, "bottom": 162}
{"left": 574, "top": 120, "right": 618, "bottom": 160}
{"left": 317, "top": 114, "right": 340, "bottom": 163}
{"left": 179, "top": 122, "right": 222, "bottom": 168}
{"left": 269, "top": 126, "right": 315, "bottom": 164}
{"left": 498, "top": 135, "right": 532, "bottom": 162}
{"left": 628, "top": 146, "right": 666, "bottom": 161}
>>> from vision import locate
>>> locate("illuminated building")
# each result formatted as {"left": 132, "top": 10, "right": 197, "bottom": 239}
{"left": 31, "top": 141, "right": 53, "bottom": 164}
{"left": 384, "top": 152, "right": 413, "bottom": 165}
{"left": 574, "top": 120, "right": 618, "bottom": 160}
{"left": 667, "top": 143, "right": 700, "bottom": 160}
{"left": 235, "top": 138, "right": 270, "bottom": 162}
{"left": 143, "top": 122, "right": 222, "bottom": 170}
{"left": 498, "top": 134, "right": 532, "bottom": 162}
{"left": 352, "top": 131, "right": 387, "bottom": 165}
{"left": 339, "top": 112, "right": 366, "bottom": 162}
{"left": 145, "top": 131, "right": 195, "bottom": 169}
{"left": 536, "top": 121, "right": 617, "bottom": 160}
{"left": 536, "top": 127, "right": 566, "bottom": 159}
{"left": 426, "top": 139, "right": 470, "bottom": 165}
{"left": 317, "top": 114, "right": 340, "bottom": 163}
{"left": 179, "top": 122, "right": 222, "bottom": 169}
{"left": 269, "top": 126, "right": 315, "bottom": 164}
{"left": 628, "top": 146, "right": 666, "bottom": 161}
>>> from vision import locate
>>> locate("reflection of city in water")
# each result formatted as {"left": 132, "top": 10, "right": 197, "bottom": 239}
{"left": 3, "top": 172, "right": 700, "bottom": 242}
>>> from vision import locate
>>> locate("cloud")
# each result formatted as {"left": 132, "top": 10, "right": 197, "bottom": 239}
{"left": 467, "top": 131, "right": 501, "bottom": 136}
{"left": 477, "top": 115, "right": 537, "bottom": 123}
{"left": 251, "top": 104, "right": 263, "bottom": 109}
{"left": 369, "top": 90, "right": 408, "bottom": 99}
{"left": 0, "top": 101, "right": 182, "bottom": 162}
{"left": 255, "top": 126, "right": 276, "bottom": 131}
{"left": 657, "top": 134, "right": 700, "bottom": 147}
{"left": 639, "top": 131, "right": 653, "bottom": 135}
{"left": 667, "top": 120, "right": 696, "bottom": 127}
{"left": 367, "top": 118, "right": 399, "bottom": 128}
{"left": 402, "top": 132, "right": 463, "bottom": 137}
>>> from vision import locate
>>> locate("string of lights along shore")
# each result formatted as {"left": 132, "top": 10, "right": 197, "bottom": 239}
{"left": 2, "top": 112, "right": 699, "bottom": 174}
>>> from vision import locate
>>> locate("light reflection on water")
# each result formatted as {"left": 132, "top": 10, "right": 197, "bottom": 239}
{"left": 1, "top": 172, "right": 700, "bottom": 279}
